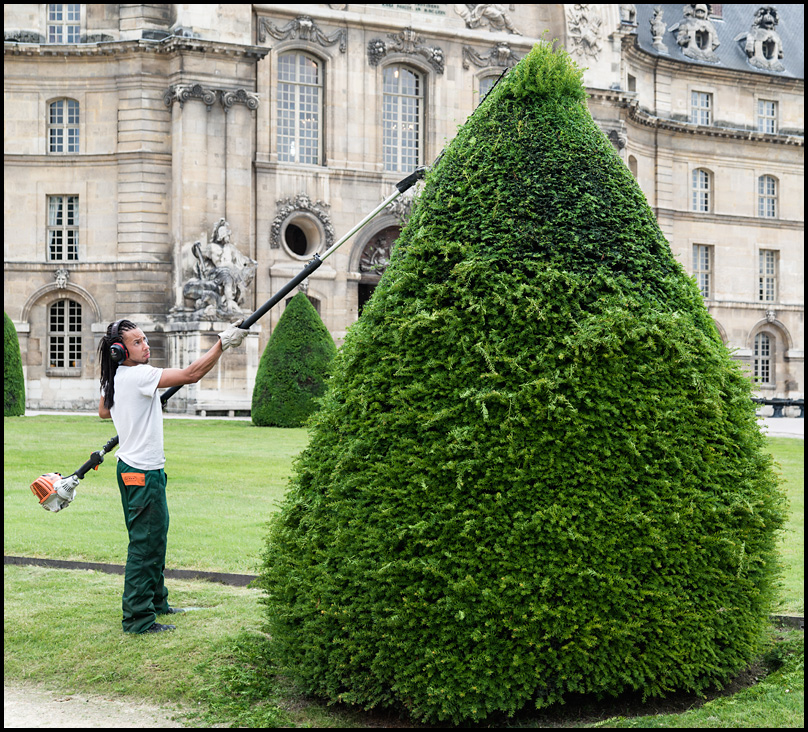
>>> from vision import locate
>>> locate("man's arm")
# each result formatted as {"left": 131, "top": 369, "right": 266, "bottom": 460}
{"left": 99, "top": 396, "right": 111, "bottom": 420}
{"left": 156, "top": 322, "right": 248, "bottom": 389}
{"left": 157, "top": 339, "right": 224, "bottom": 389}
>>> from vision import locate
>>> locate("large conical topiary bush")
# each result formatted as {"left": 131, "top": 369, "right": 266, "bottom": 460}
{"left": 4, "top": 312, "right": 26, "bottom": 416}
{"left": 252, "top": 292, "right": 336, "bottom": 427}
{"left": 257, "top": 43, "right": 785, "bottom": 724}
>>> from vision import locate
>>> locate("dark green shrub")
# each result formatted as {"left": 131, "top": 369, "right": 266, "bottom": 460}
{"left": 251, "top": 292, "right": 336, "bottom": 427}
{"left": 4, "top": 311, "right": 25, "bottom": 416}
{"left": 257, "top": 43, "right": 785, "bottom": 724}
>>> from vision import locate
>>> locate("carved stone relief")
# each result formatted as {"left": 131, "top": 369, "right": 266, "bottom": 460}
{"left": 367, "top": 28, "right": 445, "bottom": 74}
{"left": 359, "top": 226, "right": 401, "bottom": 278}
{"left": 668, "top": 4, "right": 721, "bottom": 63}
{"left": 454, "top": 5, "right": 522, "bottom": 35}
{"left": 567, "top": 5, "right": 603, "bottom": 60}
{"left": 257, "top": 15, "right": 347, "bottom": 52}
{"left": 462, "top": 42, "right": 520, "bottom": 69}
{"left": 734, "top": 6, "right": 785, "bottom": 72}
{"left": 182, "top": 219, "right": 257, "bottom": 319}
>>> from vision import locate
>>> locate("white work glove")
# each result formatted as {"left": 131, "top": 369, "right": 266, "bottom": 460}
{"left": 218, "top": 321, "right": 250, "bottom": 350}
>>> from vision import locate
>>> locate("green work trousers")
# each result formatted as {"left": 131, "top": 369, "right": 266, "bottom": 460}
{"left": 116, "top": 459, "right": 170, "bottom": 633}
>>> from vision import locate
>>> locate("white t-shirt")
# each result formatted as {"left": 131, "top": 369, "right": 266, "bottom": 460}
{"left": 110, "top": 364, "right": 165, "bottom": 470}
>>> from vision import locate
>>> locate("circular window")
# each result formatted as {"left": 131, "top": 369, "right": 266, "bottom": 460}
{"left": 280, "top": 213, "right": 324, "bottom": 260}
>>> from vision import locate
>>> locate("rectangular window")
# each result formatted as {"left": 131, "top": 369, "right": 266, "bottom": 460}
{"left": 383, "top": 66, "right": 422, "bottom": 173}
{"left": 48, "top": 99, "right": 80, "bottom": 153}
{"left": 47, "top": 4, "right": 81, "bottom": 44}
{"left": 692, "top": 245, "right": 712, "bottom": 299}
{"left": 277, "top": 53, "right": 321, "bottom": 165}
{"left": 758, "top": 249, "right": 777, "bottom": 302}
{"left": 757, "top": 100, "right": 778, "bottom": 134}
{"left": 47, "top": 195, "right": 79, "bottom": 261}
{"left": 690, "top": 91, "right": 712, "bottom": 126}
{"left": 754, "top": 333, "right": 771, "bottom": 384}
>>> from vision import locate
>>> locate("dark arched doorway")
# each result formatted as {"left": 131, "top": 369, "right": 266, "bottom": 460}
{"left": 358, "top": 225, "right": 400, "bottom": 314}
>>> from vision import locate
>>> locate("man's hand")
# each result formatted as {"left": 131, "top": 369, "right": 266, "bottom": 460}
{"left": 218, "top": 322, "right": 250, "bottom": 351}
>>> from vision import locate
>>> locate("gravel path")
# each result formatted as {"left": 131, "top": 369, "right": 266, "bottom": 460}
{"left": 4, "top": 683, "right": 189, "bottom": 728}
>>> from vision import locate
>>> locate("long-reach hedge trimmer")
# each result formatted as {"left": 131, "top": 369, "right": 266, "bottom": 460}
{"left": 30, "top": 167, "right": 426, "bottom": 512}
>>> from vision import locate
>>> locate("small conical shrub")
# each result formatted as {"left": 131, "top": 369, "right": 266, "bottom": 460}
{"left": 252, "top": 292, "right": 336, "bottom": 427}
{"left": 4, "top": 312, "right": 25, "bottom": 416}
{"left": 257, "top": 43, "right": 785, "bottom": 724}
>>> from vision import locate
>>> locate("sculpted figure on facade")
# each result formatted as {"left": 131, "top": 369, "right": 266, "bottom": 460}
{"left": 734, "top": 6, "right": 785, "bottom": 72}
{"left": 182, "top": 219, "right": 257, "bottom": 319}
{"left": 454, "top": 5, "right": 521, "bottom": 35}
{"left": 669, "top": 4, "right": 721, "bottom": 63}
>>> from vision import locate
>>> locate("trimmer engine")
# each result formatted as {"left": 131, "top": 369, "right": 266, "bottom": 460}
{"left": 30, "top": 472, "right": 80, "bottom": 512}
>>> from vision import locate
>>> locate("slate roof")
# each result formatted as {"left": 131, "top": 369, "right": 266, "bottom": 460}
{"left": 633, "top": 4, "right": 804, "bottom": 80}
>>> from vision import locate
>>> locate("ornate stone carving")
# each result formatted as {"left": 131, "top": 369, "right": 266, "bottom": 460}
{"left": 567, "top": 5, "right": 603, "bottom": 60}
{"left": 454, "top": 5, "right": 521, "bottom": 35}
{"left": 367, "top": 28, "right": 445, "bottom": 74}
{"left": 462, "top": 42, "right": 520, "bottom": 69}
{"left": 182, "top": 219, "right": 257, "bottom": 319}
{"left": 257, "top": 15, "right": 347, "bottom": 52}
{"left": 669, "top": 4, "right": 721, "bottom": 64}
{"left": 765, "top": 309, "right": 777, "bottom": 324}
{"left": 359, "top": 227, "right": 401, "bottom": 277}
{"left": 650, "top": 6, "right": 669, "bottom": 53}
{"left": 620, "top": 4, "right": 638, "bottom": 25}
{"left": 54, "top": 268, "right": 70, "bottom": 289}
{"left": 734, "top": 6, "right": 785, "bottom": 72}
{"left": 271, "top": 194, "right": 335, "bottom": 250}
{"left": 221, "top": 88, "right": 259, "bottom": 111}
{"left": 163, "top": 83, "right": 217, "bottom": 110}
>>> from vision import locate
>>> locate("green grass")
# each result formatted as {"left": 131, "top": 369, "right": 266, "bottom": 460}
{"left": 3, "top": 416, "right": 804, "bottom": 727}
{"left": 4, "top": 415, "right": 307, "bottom": 574}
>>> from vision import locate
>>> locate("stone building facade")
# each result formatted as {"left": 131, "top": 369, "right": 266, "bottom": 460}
{"left": 4, "top": 4, "right": 803, "bottom": 413}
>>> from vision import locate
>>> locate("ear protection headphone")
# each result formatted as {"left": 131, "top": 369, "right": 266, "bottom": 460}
{"left": 109, "top": 320, "right": 128, "bottom": 364}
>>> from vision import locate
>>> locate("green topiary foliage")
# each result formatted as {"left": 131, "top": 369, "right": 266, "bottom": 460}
{"left": 252, "top": 292, "right": 336, "bottom": 427}
{"left": 257, "top": 43, "right": 786, "bottom": 724}
{"left": 4, "top": 311, "right": 26, "bottom": 416}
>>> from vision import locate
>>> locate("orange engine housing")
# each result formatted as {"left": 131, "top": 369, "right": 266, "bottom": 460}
{"left": 30, "top": 473, "right": 62, "bottom": 504}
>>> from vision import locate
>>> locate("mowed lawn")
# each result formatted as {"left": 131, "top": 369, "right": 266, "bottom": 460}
{"left": 3, "top": 415, "right": 803, "bottom": 610}
{"left": 3, "top": 415, "right": 804, "bottom": 728}
{"left": 4, "top": 415, "right": 308, "bottom": 575}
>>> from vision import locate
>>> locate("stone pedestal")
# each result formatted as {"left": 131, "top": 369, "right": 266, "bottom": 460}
{"left": 163, "top": 318, "right": 261, "bottom": 415}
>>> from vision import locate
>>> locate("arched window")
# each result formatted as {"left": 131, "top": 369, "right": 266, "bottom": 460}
{"left": 48, "top": 299, "right": 82, "bottom": 370}
{"left": 48, "top": 98, "right": 80, "bottom": 153}
{"left": 477, "top": 74, "right": 499, "bottom": 106}
{"left": 383, "top": 65, "right": 422, "bottom": 172}
{"left": 753, "top": 332, "right": 772, "bottom": 385}
{"left": 277, "top": 52, "right": 322, "bottom": 165}
{"left": 691, "top": 168, "right": 711, "bottom": 212}
{"left": 758, "top": 175, "right": 777, "bottom": 218}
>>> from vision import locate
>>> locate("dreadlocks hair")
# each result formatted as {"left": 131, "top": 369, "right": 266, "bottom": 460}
{"left": 98, "top": 319, "right": 137, "bottom": 410}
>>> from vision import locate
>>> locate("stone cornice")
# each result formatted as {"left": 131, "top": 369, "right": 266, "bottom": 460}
{"left": 4, "top": 36, "right": 269, "bottom": 61}
{"left": 655, "top": 207, "right": 804, "bottom": 231}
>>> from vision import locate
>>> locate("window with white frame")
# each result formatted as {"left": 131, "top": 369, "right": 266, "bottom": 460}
{"left": 383, "top": 65, "right": 422, "bottom": 173}
{"left": 277, "top": 52, "right": 322, "bottom": 165}
{"left": 690, "top": 91, "right": 712, "bottom": 125}
{"left": 758, "top": 249, "right": 777, "bottom": 302}
{"left": 47, "top": 4, "right": 81, "bottom": 44}
{"left": 758, "top": 175, "right": 777, "bottom": 218}
{"left": 47, "top": 195, "right": 79, "bottom": 261}
{"left": 49, "top": 299, "right": 82, "bottom": 369}
{"left": 48, "top": 99, "right": 80, "bottom": 154}
{"left": 477, "top": 74, "right": 499, "bottom": 106}
{"left": 691, "top": 169, "right": 711, "bottom": 212}
{"left": 692, "top": 244, "right": 712, "bottom": 299}
{"left": 753, "top": 332, "right": 772, "bottom": 384}
{"left": 757, "top": 100, "right": 778, "bottom": 134}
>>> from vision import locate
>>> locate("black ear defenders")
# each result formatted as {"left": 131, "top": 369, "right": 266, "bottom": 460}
{"left": 109, "top": 320, "right": 128, "bottom": 364}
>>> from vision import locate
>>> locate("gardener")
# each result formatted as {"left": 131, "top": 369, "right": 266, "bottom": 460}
{"left": 97, "top": 318, "right": 248, "bottom": 634}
